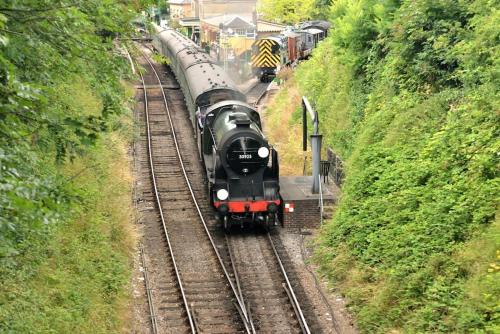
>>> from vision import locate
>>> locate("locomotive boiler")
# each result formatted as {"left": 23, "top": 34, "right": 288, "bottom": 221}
{"left": 152, "top": 25, "right": 280, "bottom": 231}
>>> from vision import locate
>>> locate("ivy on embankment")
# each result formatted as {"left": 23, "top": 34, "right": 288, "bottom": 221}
{"left": 0, "top": 1, "right": 148, "bottom": 331}
{"left": 268, "top": 0, "right": 499, "bottom": 332}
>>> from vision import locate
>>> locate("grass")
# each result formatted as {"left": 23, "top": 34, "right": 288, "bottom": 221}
{"left": 0, "top": 114, "right": 136, "bottom": 333}
{"left": 262, "top": 77, "right": 312, "bottom": 176}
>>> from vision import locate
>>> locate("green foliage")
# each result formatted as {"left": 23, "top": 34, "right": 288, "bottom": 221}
{"left": 286, "top": 0, "right": 500, "bottom": 332}
{"left": 0, "top": 0, "right": 135, "bottom": 160}
{"left": 258, "top": 0, "right": 326, "bottom": 24}
{"left": 152, "top": 52, "right": 171, "bottom": 65}
{"left": 0, "top": 0, "right": 141, "bottom": 331}
{"left": 0, "top": 0, "right": 135, "bottom": 265}
{"left": 0, "top": 119, "right": 135, "bottom": 332}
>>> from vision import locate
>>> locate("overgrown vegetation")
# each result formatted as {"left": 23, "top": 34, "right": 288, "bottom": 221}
{"left": 262, "top": 76, "right": 308, "bottom": 176}
{"left": 0, "top": 1, "right": 149, "bottom": 331}
{"left": 264, "top": 0, "right": 499, "bottom": 332}
{"left": 0, "top": 117, "right": 135, "bottom": 332}
{"left": 258, "top": 0, "right": 332, "bottom": 24}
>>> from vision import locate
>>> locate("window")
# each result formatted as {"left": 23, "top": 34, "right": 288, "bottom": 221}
{"left": 235, "top": 29, "right": 246, "bottom": 36}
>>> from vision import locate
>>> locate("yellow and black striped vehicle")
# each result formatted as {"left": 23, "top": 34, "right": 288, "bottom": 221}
{"left": 251, "top": 36, "right": 288, "bottom": 82}
{"left": 251, "top": 21, "right": 331, "bottom": 82}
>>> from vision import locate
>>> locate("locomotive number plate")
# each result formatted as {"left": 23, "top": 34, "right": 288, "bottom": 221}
{"left": 239, "top": 154, "right": 253, "bottom": 159}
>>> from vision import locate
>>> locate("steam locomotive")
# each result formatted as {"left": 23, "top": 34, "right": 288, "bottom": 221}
{"left": 152, "top": 25, "right": 280, "bottom": 231}
{"left": 251, "top": 20, "right": 331, "bottom": 81}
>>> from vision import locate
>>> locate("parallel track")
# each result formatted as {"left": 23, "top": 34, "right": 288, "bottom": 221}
{"left": 137, "top": 49, "right": 253, "bottom": 333}
{"left": 245, "top": 82, "right": 270, "bottom": 107}
{"left": 136, "top": 46, "right": 329, "bottom": 334}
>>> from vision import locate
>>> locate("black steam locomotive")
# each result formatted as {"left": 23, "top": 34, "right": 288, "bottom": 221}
{"left": 152, "top": 25, "right": 280, "bottom": 230}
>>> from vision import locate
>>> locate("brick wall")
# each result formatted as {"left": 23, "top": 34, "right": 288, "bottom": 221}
{"left": 282, "top": 198, "right": 334, "bottom": 229}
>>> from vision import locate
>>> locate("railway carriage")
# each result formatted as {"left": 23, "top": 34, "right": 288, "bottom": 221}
{"left": 251, "top": 20, "right": 331, "bottom": 81}
{"left": 153, "top": 26, "right": 280, "bottom": 230}
{"left": 299, "top": 20, "right": 331, "bottom": 38}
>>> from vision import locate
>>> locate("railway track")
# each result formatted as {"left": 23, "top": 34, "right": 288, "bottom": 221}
{"left": 245, "top": 82, "right": 270, "bottom": 107}
{"left": 134, "top": 46, "right": 333, "bottom": 334}
{"left": 220, "top": 231, "right": 321, "bottom": 334}
{"left": 136, "top": 48, "right": 254, "bottom": 333}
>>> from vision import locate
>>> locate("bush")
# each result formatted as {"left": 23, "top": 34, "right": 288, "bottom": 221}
{"left": 264, "top": 0, "right": 500, "bottom": 331}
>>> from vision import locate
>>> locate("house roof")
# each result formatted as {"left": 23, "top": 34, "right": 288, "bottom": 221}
{"left": 202, "top": 14, "right": 254, "bottom": 29}
{"left": 179, "top": 17, "right": 200, "bottom": 27}
{"left": 305, "top": 28, "right": 324, "bottom": 35}
{"left": 256, "top": 20, "right": 286, "bottom": 33}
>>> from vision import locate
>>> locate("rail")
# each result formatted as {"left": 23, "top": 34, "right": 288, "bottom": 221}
{"left": 226, "top": 235, "right": 257, "bottom": 334}
{"left": 139, "top": 244, "right": 158, "bottom": 334}
{"left": 138, "top": 64, "right": 197, "bottom": 333}
{"left": 267, "top": 233, "right": 311, "bottom": 334}
{"left": 253, "top": 83, "right": 270, "bottom": 107}
{"left": 139, "top": 49, "right": 254, "bottom": 333}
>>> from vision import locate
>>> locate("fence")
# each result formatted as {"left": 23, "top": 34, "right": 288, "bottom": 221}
{"left": 325, "top": 148, "right": 344, "bottom": 187}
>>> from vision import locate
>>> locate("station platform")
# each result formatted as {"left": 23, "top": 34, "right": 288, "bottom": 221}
{"left": 279, "top": 176, "right": 339, "bottom": 229}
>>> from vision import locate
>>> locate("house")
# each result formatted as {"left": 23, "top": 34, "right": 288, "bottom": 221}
{"left": 197, "top": 0, "right": 257, "bottom": 20}
{"left": 178, "top": 0, "right": 258, "bottom": 46}
{"left": 256, "top": 20, "right": 287, "bottom": 39}
{"left": 201, "top": 15, "right": 255, "bottom": 51}
{"left": 168, "top": 0, "right": 193, "bottom": 20}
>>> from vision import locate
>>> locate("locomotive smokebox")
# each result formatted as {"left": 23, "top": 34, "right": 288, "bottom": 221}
{"left": 213, "top": 110, "right": 270, "bottom": 176}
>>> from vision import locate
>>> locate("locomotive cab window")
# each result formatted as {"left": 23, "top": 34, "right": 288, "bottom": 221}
{"left": 271, "top": 43, "right": 280, "bottom": 54}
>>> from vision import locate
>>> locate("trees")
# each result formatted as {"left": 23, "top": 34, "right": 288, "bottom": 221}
{"left": 258, "top": 0, "right": 318, "bottom": 24}
{"left": 0, "top": 0, "right": 139, "bottom": 258}
{"left": 0, "top": 0, "right": 151, "bottom": 333}
{"left": 268, "top": 0, "right": 499, "bottom": 331}
{"left": 0, "top": 2, "right": 142, "bottom": 330}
